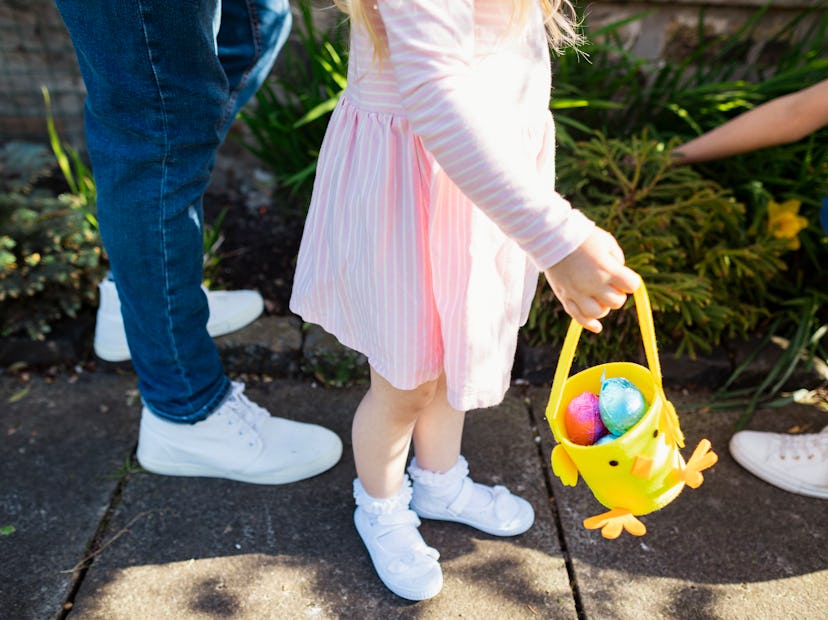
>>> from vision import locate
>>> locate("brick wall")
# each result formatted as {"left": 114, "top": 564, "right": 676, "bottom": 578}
{"left": 0, "top": 0, "right": 87, "bottom": 146}
{"left": 587, "top": 1, "right": 824, "bottom": 61}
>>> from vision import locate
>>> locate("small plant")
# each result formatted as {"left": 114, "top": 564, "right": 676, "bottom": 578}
{"left": 300, "top": 324, "right": 369, "bottom": 387}
{"left": 0, "top": 92, "right": 229, "bottom": 342}
{"left": 0, "top": 91, "right": 106, "bottom": 341}
{"left": 238, "top": 2, "right": 348, "bottom": 208}
{"left": 43, "top": 86, "right": 98, "bottom": 231}
{"left": 540, "top": 3, "right": 828, "bottom": 395}
{"left": 202, "top": 206, "right": 228, "bottom": 288}
{"left": 305, "top": 348, "right": 369, "bottom": 388}
{"left": 711, "top": 294, "right": 828, "bottom": 429}
{"left": 527, "top": 131, "right": 790, "bottom": 361}
{"left": 554, "top": 5, "right": 828, "bottom": 249}
{"left": 104, "top": 454, "right": 146, "bottom": 480}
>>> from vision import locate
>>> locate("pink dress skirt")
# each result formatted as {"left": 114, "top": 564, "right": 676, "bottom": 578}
{"left": 290, "top": 1, "right": 593, "bottom": 411}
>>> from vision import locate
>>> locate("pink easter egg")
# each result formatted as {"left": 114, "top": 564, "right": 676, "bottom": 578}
{"left": 565, "top": 391, "right": 608, "bottom": 446}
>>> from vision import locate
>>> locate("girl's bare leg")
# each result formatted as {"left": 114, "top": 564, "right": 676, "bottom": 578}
{"left": 351, "top": 368, "right": 445, "bottom": 601}
{"left": 412, "top": 372, "right": 465, "bottom": 473}
{"left": 352, "top": 367, "right": 440, "bottom": 498}
{"left": 406, "top": 374, "right": 535, "bottom": 538}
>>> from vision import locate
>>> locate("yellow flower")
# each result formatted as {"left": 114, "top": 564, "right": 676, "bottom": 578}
{"left": 767, "top": 199, "right": 808, "bottom": 250}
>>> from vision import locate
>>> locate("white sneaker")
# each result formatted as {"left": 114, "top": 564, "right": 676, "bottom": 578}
{"left": 93, "top": 278, "right": 264, "bottom": 362}
{"left": 729, "top": 427, "right": 828, "bottom": 499}
{"left": 408, "top": 456, "right": 535, "bottom": 536}
{"left": 136, "top": 382, "right": 342, "bottom": 484}
{"left": 353, "top": 477, "right": 443, "bottom": 601}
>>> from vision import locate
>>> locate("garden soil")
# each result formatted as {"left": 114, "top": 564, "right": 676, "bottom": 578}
{"left": 203, "top": 189, "right": 303, "bottom": 317}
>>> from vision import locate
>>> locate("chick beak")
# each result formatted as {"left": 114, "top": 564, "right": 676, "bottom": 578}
{"left": 631, "top": 455, "right": 654, "bottom": 479}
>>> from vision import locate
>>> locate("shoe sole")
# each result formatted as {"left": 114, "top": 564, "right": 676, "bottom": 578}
{"left": 136, "top": 443, "right": 342, "bottom": 485}
{"left": 93, "top": 342, "right": 132, "bottom": 363}
{"left": 94, "top": 296, "right": 264, "bottom": 362}
{"left": 353, "top": 512, "right": 443, "bottom": 601}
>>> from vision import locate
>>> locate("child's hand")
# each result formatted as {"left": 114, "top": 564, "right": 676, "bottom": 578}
{"left": 543, "top": 228, "right": 641, "bottom": 334}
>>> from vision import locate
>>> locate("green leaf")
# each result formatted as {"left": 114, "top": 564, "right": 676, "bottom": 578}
{"left": 9, "top": 386, "right": 33, "bottom": 405}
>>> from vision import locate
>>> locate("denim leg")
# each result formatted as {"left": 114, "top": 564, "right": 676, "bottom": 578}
{"left": 217, "top": 0, "right": 292, "bottom": 135}
{"left": 55, "top": 0, "right": 290, "bottom": 421}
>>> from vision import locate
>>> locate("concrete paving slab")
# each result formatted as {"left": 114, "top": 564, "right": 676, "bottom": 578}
{"left": 0, "top": 372, "right": 140, "bottom": 620}
{"left": 529, "top": 385, "right": 828, "bottom": 620}
{"left": 69, "top": 381, "right": 576, "bottom": 619}
{"left": 7, "top": 363, "right": 824, "bottom": 620}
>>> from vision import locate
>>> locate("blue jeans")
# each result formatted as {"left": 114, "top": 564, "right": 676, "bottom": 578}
{"left": 55, "top": 0, "right": 291, "bottom": 422}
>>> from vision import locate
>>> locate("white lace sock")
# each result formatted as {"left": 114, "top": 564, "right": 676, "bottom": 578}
{"left": 352, "top": 476, "right": 443, "bottom": 600}
{"left": 408, "top": 455, "right": 535, "bottom": 536}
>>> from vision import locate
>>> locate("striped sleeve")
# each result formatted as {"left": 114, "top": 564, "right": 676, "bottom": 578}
{"left": 377, "top": 0, "right": 594, "bottom": 269}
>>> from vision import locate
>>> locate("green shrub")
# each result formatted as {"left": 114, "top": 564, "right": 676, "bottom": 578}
{"left": 553, "top": 3, "right": 828, "bottom": 247}
{"left": 0, "top": 189, "right": 105, "bottom": 341}
{"left": 0, "top": 100, "right": 105, "bottom": 341}
{"left": 545, "top": 3, "right": 828, "bottom": 371}
{"left": 0, "top": 91, "right": 107, "bottom": 341}
{"left": 527, "top": 131, "right": 791, "bottom": 362}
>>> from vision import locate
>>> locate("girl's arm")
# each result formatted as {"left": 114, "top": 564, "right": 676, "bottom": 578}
{"left": 674, "top": 79, "right": 828, "bottom": 165}
{"left": 378, "top": 0, "right": 639, "bottom": 331}
{"left": 377, "top": 0, "right": 592, "bottom": 270}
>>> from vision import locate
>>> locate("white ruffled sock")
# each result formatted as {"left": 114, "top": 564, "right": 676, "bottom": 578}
{"left": 408, "top": 455, "right": 492, "bottom": 512}
{"left": 352, "top": 476, "right": 443, "bottom": 600}
{"left": 408, "top": 455, "right": 535, "bottom": 537}
{"left": 353, "top": 475, "right": 414, "bottom": 516}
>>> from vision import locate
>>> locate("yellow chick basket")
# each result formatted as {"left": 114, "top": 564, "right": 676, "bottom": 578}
{"left": 545, "top": 283, "right": 717, "bottom": 539}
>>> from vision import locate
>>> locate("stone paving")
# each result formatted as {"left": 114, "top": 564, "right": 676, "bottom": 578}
{"left": 2, "top": 361, "right": 826, "bottom": 619}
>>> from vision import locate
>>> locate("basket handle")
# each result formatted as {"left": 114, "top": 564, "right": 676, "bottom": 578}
{"left": 544, "top": 282, "right": 662, "bottom": 438}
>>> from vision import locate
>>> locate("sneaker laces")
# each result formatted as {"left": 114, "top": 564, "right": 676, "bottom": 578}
{"left": 218, "top": 382, "right": 270, "bottom": 443}
{"left": 777, "top": 432, "right": 828, "bottom": 463}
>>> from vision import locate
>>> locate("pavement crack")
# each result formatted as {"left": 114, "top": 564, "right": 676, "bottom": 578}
{"left": 524, "top": 394, "right": 588, "bottom": 620}
{"left": 57, "top": 442, "right": 139, "bottom": 619}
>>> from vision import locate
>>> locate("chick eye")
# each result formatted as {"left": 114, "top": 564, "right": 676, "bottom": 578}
{"left": 653, "top": 429, "right": 659, "bottom": 438}
{"left": 609, "top": 460, "right": 619, "bottom": 467}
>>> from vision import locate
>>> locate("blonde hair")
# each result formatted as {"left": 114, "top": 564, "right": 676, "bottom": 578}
{"left": 334, "top": 0, "right": 583, "bottom": 59}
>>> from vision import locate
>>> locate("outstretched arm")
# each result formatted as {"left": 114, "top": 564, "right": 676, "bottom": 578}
{"left": 674, "top": 79, "right": 828, "bottom": 165}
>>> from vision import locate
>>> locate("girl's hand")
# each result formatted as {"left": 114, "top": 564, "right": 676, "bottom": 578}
{"left": 543, "top": 228, "right": 641, "bottom": 334}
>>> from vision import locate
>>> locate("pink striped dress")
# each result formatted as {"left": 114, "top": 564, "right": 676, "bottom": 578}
{"left": 290, "top": 0, "right": 595, "bottom": 411}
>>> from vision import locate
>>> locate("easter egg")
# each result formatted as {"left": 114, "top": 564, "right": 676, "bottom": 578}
{"left": 599, "top": 376, "right": 647, "bottom": 436}
{"left": 595, "top": 433, "right": 620, "bottom": 446}
{"left": 565, "top": 391, "right": 607, "bottom": 445}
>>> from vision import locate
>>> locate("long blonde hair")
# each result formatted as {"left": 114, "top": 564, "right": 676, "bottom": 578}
{"left": 334, "top": 0, "right": 583, "bottom": 58}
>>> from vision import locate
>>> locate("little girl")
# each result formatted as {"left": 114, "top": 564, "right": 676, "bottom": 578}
{"left": 290, "top": 0, "right": 640, "bottom": 600}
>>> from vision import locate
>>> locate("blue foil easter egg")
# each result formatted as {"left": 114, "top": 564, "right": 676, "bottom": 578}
{"left": 599, "top": 376, "right": 647, "bottom": 436}
{"left": 595, "top": 433, "right": 620, "bottom": 446}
